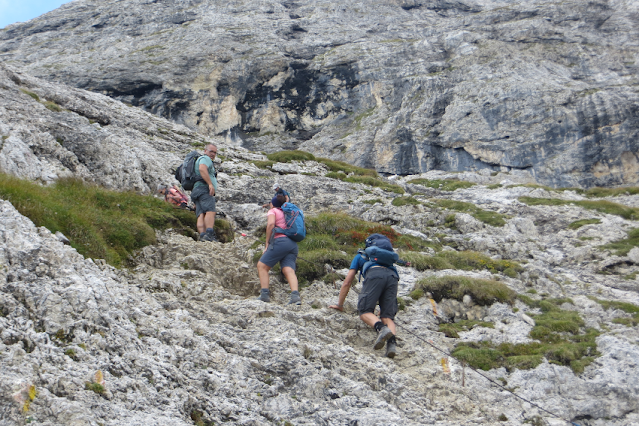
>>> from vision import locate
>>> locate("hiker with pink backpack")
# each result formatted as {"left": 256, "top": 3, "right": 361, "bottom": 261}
{"left": 256, "top": 193, "right": 306, "bottom": 305}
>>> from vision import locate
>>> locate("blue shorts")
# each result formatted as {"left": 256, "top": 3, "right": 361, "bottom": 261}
{"left": 259, "top": 237, "right": 298, "bottom": 270}
{"left": 357, "top": 267, "right": 399, "bottom": 320}
{"left": 191, "top": 185, "right": 216, "bottom": 218}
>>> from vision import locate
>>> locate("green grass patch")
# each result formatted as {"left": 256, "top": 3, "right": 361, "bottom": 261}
{"left": 487, "top": 184, "right": 502, "bottom": 189}
{"left": 43, "top": 101, "right": 63, "bottom": 112}
{"left": 600, "top": 227, "right": 639, "bottom": 256}
{"left": 413, "top": 275, "right": 516, "bottom": 305}
{"left": 250, "top": 160, "right": 275, "bottom": 169}
{"left": 362, "top": 198, "right": 383, "bottom": 205}
{"left": 266, "top": 150, "right": 316, "bottom": 163}
{"left": 316, "top": 157, "right": 378, "bottom": 177}
{"left": 391, "top": 196, "right": 421, "bottom": 207}
{"left": 430, "top": 199, "right": 507, "bottom": 227}
{"left": 254, "top": 212, "right": 435, "bottom": 284}
{"left": 0, "top": 174, "right": 198, "bottom": 267}
{"left": 408, "top": 178, "right": 476, "bottom": 191}
{"left": 583, "top": 187, "right": 639, "bottom": 198}
{"left": 519, "top": 197, "right": 639, "bottom": 220}
{"left": 85, "top": 382, "right": 105, "bottom": 394}
{"left": 453, "top": 298, "right": 599, "bottom": 373}
{"left": 568, "top": 218, "right": 601, "bottom": 230}
{"left": 439, "top": 320, "right": 494, "bottom": 338}
{"left": 263, "top": 150, "right": 403, "bottom": 193}
{"left": 401, "top": 250, "right": 522, "bottom": 275}
{"left": 588, "top": 296, "right": 639, "bottom": 326}
{"left": 20, "top": 88, "right": 40, "bottom": 101}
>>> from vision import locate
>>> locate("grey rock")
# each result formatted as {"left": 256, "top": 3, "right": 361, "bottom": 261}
{"left": 0, "top": 0, "right": 638, "bottom": 187}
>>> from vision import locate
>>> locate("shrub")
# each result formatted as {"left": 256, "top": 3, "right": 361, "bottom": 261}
{"left": 0, "top": 174, "right": 197, "bottom": 267}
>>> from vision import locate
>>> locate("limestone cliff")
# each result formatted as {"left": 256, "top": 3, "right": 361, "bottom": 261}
{"left": 1, "top": 0, "right": 638, "bottom": 187}
{"left": 1, "top": 64, "right": 639, "bottom": 426}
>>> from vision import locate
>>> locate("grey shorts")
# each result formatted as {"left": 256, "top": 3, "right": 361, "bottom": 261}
{"left": 191, "top": 185, "right": 216, "bottom": 218}
{"left": 259, "top": 237, "right": 298, "bottom": 270}
{"left": 357, "top": 267, "right": 399, "bottom": 320}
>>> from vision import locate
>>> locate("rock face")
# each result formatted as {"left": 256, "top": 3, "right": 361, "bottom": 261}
{"left": 2, "top": 64, "right": 639, "bottom": 425}
{"left": 1, "top": 0, "right": 639, "bottom": 187}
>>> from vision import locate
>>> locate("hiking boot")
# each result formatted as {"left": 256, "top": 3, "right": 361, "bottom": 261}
{"left": 385, "top": 338, "right": 397, "bottom": 359}
{"left": 200, "top": 232, "right": 212, "bottom": 242}
{"left": 373, "top": 325, "right": 394, "bottom": 350}
{"left": 288, "top": 291, "right": 301, "bottom": 305}
{"left": 257, "top": 289, "right": 270, "bottom": 302}
{"left": 206, "top": 229, "right": 218, "bottom": 242}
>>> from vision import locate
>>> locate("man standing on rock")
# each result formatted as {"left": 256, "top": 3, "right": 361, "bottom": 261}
{"left": 256, "top": 193, "right": 301, "bottom": 305}
{"left": 329, "top": 234, "right": 399, "bottom": 358}
{"left": 191, "top": 144, "right": 218, "bottom": 242}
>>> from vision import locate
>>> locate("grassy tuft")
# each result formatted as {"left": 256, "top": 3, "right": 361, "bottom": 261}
{"left": 400, "top": 250, "right": 522, "bottom": 275}
{"left": 391, "top": 196, "right": 421, "bottom": 207}
{"left": 430, "top": 199, "right": 507, "bottom": 227}
{"left": 519, "top": 197, "right": 639, "bottom": 220}
{"left": 600, "top": 228, "right": 639, "bottom": 256}
{"left": 439, "top": 320, "right": 494, "bottom": 338}
{"left": 0, "top": 174, "right": 197, "bottom": 267}
{"left": 250, "top": 160, "right": 275, "bottom": 169}
{"left": 414, "top": 275, "right": 516, "bottom": 305}
{"left": 85, "top": 382, "right": 105, "bottom": 394}
{"left": 588, "top": 296, "right": 639, "bottom": 326}
{"left": 408, "top": 178, "right": 475, "bottom": 191}
{"left": 266, "top": 150, "right": 316, "bottom": 163}
{"left": 316, "top": 157, "right": 378, "bottom": 177}
{"left": 568, "top": 218, "right": 601, "bottom": 230}
{"left": 20, "top": 88, "right": 40, "bottom": 101}
{"left": 43, "top": 101, "right": 63, "bottom": 112}
{"left": 452, "top": 299, "right": 599, "bottom": 374}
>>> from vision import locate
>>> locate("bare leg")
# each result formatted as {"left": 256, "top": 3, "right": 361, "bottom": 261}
{"left": 381, "top": 318, "right": 396, "bottom": 334}
{"left": 203, "top": 211, "right": 216, "bottom": 229}
{"left": 281, "top": 266, "right": 298, "bottom": 292}
{"left": 197, "top": 213, "right": 205, "bottom": 233}
{"left": 257, "top": 261, "right": 271, "bottom": 289}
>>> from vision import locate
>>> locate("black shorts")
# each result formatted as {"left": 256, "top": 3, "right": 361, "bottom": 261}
{"left": 357, "top": 267, "right": 399, "bottom": 320}
{"left": 191, "top": 185, "right": 216, "bottom": 217}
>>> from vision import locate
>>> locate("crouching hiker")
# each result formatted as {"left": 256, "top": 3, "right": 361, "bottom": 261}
{"left": 256, "top": 193, "right": 302, "bottom": 305}
{"left": 329, "top": 234, "right": 400, "bottom": 358}
{"left": 157, "top": 184, "right": 192, "bottom": 210}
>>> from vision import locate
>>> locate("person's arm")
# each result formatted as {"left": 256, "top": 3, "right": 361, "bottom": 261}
{"left": 329, "top": 269, "right": 357, "bottom": 311}
{"left": 199, "top": 163, "right": 215, "bottom": 196}
{"left": 264, "top": 212, "right": 276, "bottom": 252}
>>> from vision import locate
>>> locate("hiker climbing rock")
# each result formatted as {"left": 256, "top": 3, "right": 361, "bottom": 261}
{"left": 256, "top": 193, "right": 303, "bottom": 305}
{"left": 329, "top": 234, "right": 400, "bottom": 358}
{"left": 263, "top": 183, "right": 290, "bottom": 208}
{"left": 157, "top": 184, "right": 192, "bottom": 210}
{"left": 190, "top": 144, "right": 218, "bottom": 242}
